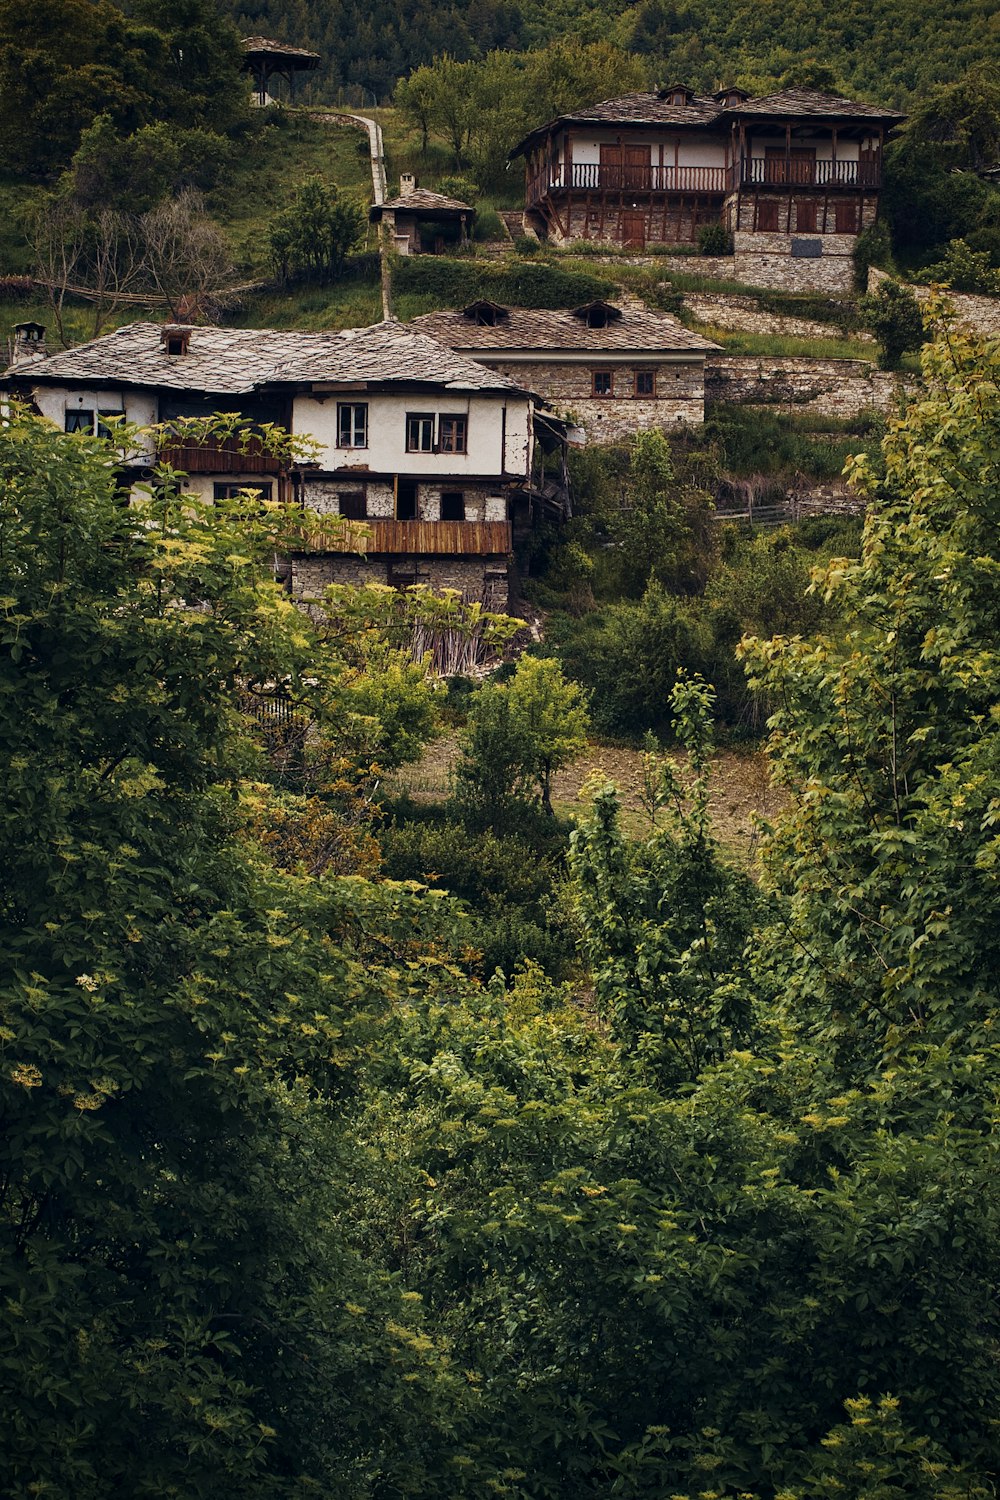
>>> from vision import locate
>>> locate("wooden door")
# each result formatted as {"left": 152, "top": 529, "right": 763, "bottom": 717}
{"left": 764, "top": 146, "right": 816, "bottom": 184}
{"left": 622, "top": 211, "right": 646, "bottom": 248}
{"left": 624, "top": 146, "right": 651, "bottom": 189}
{"left": 858, "top": 146, "right": 879, "bottom": 187}
{"left": 599, "top": 143, "right": 623, "bottom": 188}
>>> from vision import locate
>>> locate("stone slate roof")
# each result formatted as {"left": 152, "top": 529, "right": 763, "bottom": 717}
{"left": 722, "top": 87, "right": 905, "bottom": 122}
{"left": 411, "top": 304, "right": 720, "bottom": 356}
{"left": 242, "top": 36, "right": 320, "bottom": 63}
{"left": 373, "top": 189, "right": 473, "bottom": 215}
{"left": 511, "top": 86, "right": 904, "bottom": 156}
{"left": 10, "top": 320, "right": 527, "bottom": 396}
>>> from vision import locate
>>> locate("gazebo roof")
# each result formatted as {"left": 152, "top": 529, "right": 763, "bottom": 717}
{"left": 241, "top": 36, "right": 320, "bottom": 69}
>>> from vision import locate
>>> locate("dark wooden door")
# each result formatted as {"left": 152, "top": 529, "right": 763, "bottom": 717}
{"left": 599, "top": 143, "right": 623, "bottom": 188}
{"left": 764, "top": 146, "right": 816, "bottom": 184}
{"left": 624, "top": 146, "right": 651, "bottom": 189}
{"left": 622, "top": 211, "right": 646, "bottom": 248}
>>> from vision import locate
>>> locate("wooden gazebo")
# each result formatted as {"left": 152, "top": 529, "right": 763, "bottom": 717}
{"left": 242, "top": 37, "right": 320, "bottom": 106}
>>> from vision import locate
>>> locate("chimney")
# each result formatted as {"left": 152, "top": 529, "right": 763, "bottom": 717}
{"left": 9, "top": 321, "right": 47, "bottom": 367}
{"left": 399, "top": 172, "right": 416, "bottom": 197}
{"left": 160, "top": 324, "right": 193, "bottom": 358}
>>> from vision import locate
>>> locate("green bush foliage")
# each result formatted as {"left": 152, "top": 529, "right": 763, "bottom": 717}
{"left": 392, "top": 253, "right": 612, "bottom": 307}
{"left": 859, "top": 278, "right": 926, "bottom": 368}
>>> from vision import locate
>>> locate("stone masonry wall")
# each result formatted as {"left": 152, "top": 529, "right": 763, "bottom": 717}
{"left": 682, "top": 291, "right": 870, "bottom": 341}
{"left": 706, "top": 354, "right": 918, "bottom": 418}
{"left": 486, "top": 357, "right": 705, "bottom": 440}
{"left": 868, "top": 267, "right": 1000, "bottom": 338}
{"left": 290, "top": 553, "right": 509, "bottom": 610}
{"left": 302, "top": 477, "right": 506, "bottom": 522}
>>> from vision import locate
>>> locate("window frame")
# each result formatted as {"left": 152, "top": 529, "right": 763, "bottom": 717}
{"left": 438, "top": 414, "right": 468, "bottom": 455}
{"left": 337, "top": 401, "right": 368, "bottom": 449}
{"left": 406, "top": 412, "right": 435, "bottom": 453}
{"left": 64, "top": 408, "right": 95, "bottom": 434}
{"left": 592, "top": 370, "right": 614, "bottom": 398}
{"left": 212, "top": 481, "right": 273, "bottom": 502}
{"left": 634, "top": 370, "right": 656, "bottom": 398}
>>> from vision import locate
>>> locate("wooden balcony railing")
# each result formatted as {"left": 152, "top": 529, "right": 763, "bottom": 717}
{"left": 158, "top": 433, "right": 286, "bottom": 475}
{"left": 292, "top": 519, "right": 513, "bottom": 556}
{"left": 531, "top": 163, "right": 730, "bottom": 200}
{"left": 739, "top": 158, "right": 881, "bottom": 189}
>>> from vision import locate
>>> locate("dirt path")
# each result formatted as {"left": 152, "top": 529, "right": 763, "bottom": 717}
{"left": 388, "top": 734, "right": 785, "bottom": 868}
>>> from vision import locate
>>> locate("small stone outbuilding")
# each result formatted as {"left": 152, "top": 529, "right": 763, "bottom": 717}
{"left": 370, "top": 183, "right": 475, "bottom": 256}
{"left": 412, "top": 299, "right": 720, "bottom": 440}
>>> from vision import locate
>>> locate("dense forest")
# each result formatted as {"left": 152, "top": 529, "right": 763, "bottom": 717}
{"left": 225, "top": 0, "right": 997, "bottom": 104}
{"left": 5, "top": 301, "right": 1000, "bottom": 1499}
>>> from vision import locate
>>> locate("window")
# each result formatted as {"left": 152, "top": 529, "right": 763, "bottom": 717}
{"left": 835, "top": 201, "right": 858, "bottom": 234}
{"left": 337, "top": 402, "right": 368, "bottom": 448}
{"left": 795, "top": 201, "right": 818, "bottom": 233}
{"left": 438, "top": 415, "right": 467, "bottom": 454}
{"left": 406, "top": 413, "right": 434, "bottom": 452}
{"left": 592, "top": 370, "right": 613, "bottom": 397}
{"left": 213, "top": 482, "right": 273, "bottom": 501}
{"left": 65, "top": 409, "right": 94, "bottom": 434}
{"left": 97, "top": 409, "right": 125, "bottom": 439}
{"left": 757, "top": 200, "right": 779, "bottom": 232}
{"left": 635, "top": 371, "right": 656, "bottom": 397}
{"left": 396, "top": 478, "right": 418, "bottom": 520}
{"left": 339, "top": 491, "right": 367, "bottom": 519}
{"left": 440, "top": 491, "right": 465, "bottom": 520}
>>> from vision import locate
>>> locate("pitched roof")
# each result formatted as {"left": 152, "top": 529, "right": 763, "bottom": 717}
{"left": 721, "top": 87, "right": 905, "bottom": 122}
{"left": 411, "top": 303, "right": 720, "bottom": 355}
{"left": 9, "top": 320, "right": 528, "bottom": 396}
{"left": 374, "top": 188, "right": 473, "bottom": 214}
{"left": 242, "top": 36, "right": 320, "bottom": 63}
{"left": 511, "top": 86, "right": 904, "bottom": 156}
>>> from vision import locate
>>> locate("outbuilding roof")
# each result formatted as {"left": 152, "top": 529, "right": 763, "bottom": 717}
{"left": 7, "top": 320, "right": 529, "bottom": 396}
{"left": 411, "top": 303, "right": 720, "bottom": 355}
{"left": 241, "top": 36, "right": 320, "bottom": 64}
{"left": 373, "top": 189, "right": 473, "bottom": 216}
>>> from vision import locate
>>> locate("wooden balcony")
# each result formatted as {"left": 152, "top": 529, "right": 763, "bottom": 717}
{"left": 292, "top": 519, "right": 513, "bottom": 556}
{"left": 158, "top": 433, "right": 286, "bottom": 475}
{"left": 530, "top": 163, "right": 729, "bottom": 204}
{"left": 738, "top": 157, "right": 881, "bottom": 190}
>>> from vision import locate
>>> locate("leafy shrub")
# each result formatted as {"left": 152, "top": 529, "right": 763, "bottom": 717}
{"left": 513, "top": 234, "right": 540, "bottom": 255}
{"left": 436, "top": 174, "right": 480, "bottom": 204}
{"left": 852, "top": 218, "right": 893, "bottom": 291}
{"left": 697, "top": 222, "right": 733, "bottom": 256}
{"left": 922, "top": 236, "right": 1000, "bottom": 292}
{"left": 473, "top": 208, "right": 503, "bottom": 241}
{"left": 392, "top": 255, "right": 612, "bottom": 308}
{"left": 858, "top": 279, "right": 926, "bottom": 368}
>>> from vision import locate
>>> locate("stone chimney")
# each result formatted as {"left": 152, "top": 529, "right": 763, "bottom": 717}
{"left": 399, "top": 172, "right": 416, "bottom": 197}
{"left": 9, "top": 321, "right": 47, "bottom": 367}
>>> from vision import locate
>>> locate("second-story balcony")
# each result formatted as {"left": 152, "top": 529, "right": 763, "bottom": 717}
{"left": 738, "top": 157, "right": 881, "bottom": 190}
{"left": 157, "top": 432, "right": 287, "bottom": 475}
{"left": 291, "top": 519, "right": 513, "bottom": 557}
{"left": 531, "top": 162, "right": 731, "bottom": 202}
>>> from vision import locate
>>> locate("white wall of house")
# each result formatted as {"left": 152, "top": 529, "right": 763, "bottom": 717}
{"left": 292, "top": 389, "right": 532, "bottom": 479}
{"left": 558, "top": 127, "right": 876, "bottom": 170}
{"left": 745, "top": 134, "right": 864, "bottom": 161}
{"left": 31, "top": 384, "right": 158, "bottom": 460}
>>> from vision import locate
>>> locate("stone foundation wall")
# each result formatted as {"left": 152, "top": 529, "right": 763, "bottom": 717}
{"left": 868, "top": 267, "right": 1000, "bottom": 338}
{"left": 486, "top": 357, "right": 706, "bottom": 440}
{"left": 301, "top": 476, "right": 506, "bottom": 523}
{"left": 706, "top": 354, "right": 918, "bottom": 417}
{"left": 290, "top": 552, "right": 509, "bottom": 610}
{"left": 550, "top": 200, "right": 716, "bottom": 248}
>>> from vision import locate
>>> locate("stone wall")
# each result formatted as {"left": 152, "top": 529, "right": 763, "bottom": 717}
{"left": 302, "top": 477, "right": 506, "bottom": 523}
{"left": 485, "top": 357, "right": 706, "bottom": 440}
{"left": 553, "top": 201, "right": 714, "bottom": 247}
{"left": 682, "top": 291, "right": 869, "bottom": 341}
{"left": 706, "top": 354, "right": 918, "bottom": 417}
{"left": 289, "top": 552, "right": 509, "bottom": 610}
{"left": 868, "top": 267, "right": 1000, "bottom": 338}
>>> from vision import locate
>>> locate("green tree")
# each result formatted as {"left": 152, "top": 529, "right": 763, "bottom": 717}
{"left": 0, "top": 408, "right": 468, "bottom": 1495}
{"left": 504, "top": 654, "right": 589, "bottom": 815}
{"left": 858, "top": 278, "right": 925, "bottom": 368}
{"left": 268, "top": 177, "right": 365, "bottom": 283}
